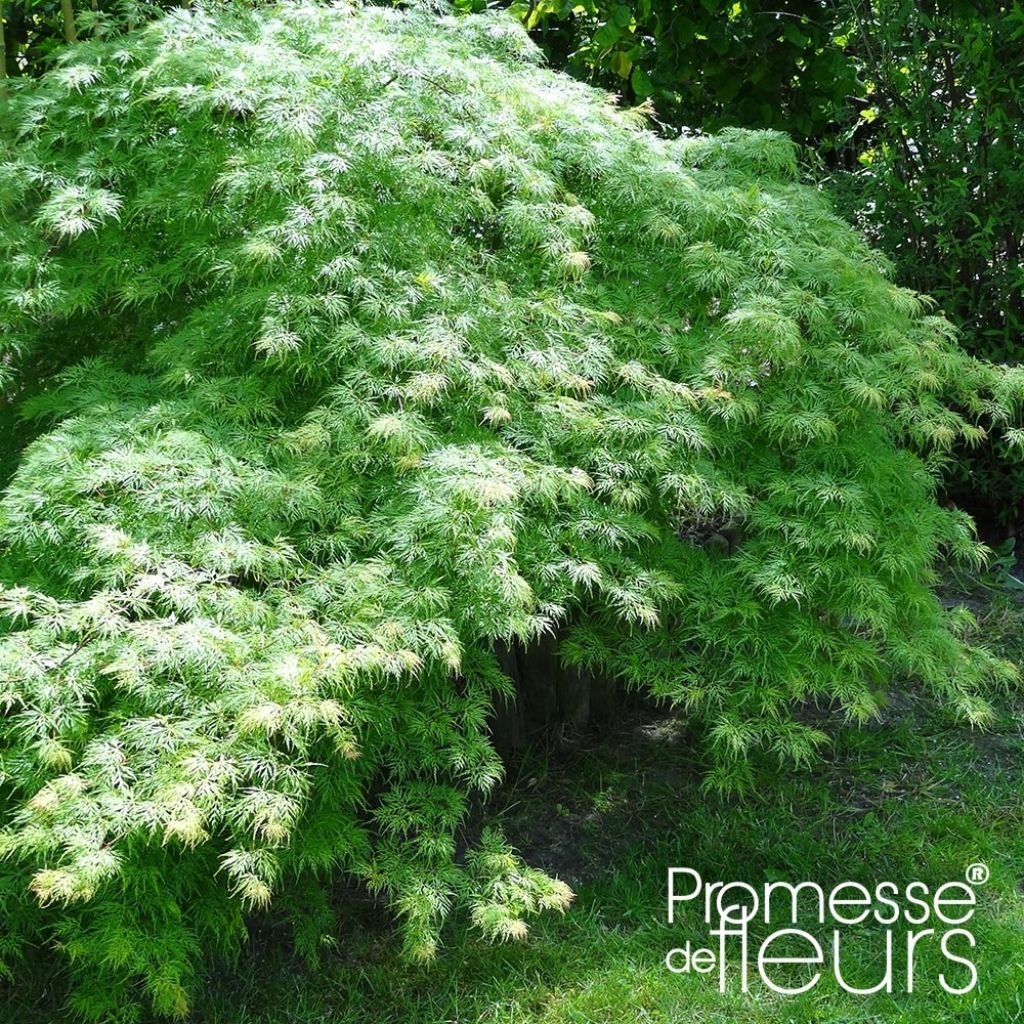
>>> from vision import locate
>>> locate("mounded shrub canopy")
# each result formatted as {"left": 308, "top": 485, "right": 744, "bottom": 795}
{"left": 0, "top": 2, "right": 1020, "bottom": 1016}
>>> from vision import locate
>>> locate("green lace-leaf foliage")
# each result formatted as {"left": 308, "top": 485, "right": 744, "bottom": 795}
{"left": 0, "top": 2, "right": 1021, "bottom": 1017}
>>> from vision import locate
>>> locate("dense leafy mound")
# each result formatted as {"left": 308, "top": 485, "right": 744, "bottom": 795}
{"left": 0, "top": 2, "right": 1020, "bottom": 1016}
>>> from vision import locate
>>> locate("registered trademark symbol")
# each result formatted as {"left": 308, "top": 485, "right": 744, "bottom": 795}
{"left": 966, "top": 862, "right": 990, "bottom": 885}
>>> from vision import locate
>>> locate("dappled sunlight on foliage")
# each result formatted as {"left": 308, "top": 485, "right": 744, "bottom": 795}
{"left": 0, "top": 2, "right": 1021, "bottom": 1017}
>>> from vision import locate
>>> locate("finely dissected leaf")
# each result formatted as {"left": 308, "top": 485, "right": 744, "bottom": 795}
{"left": 0, "top": 2, "right": 1019, "bottom": 1018}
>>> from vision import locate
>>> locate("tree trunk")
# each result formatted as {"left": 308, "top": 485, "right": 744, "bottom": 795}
{"left": 516, "top": 633, "right": 559, "bottom": 731}
{"left": 60, "top": 0, "right": 77, "bottom": 44}
{"left": 489, "top": 640, "right": 527, "bottom": 757}
{"left": 587, "top": 669, "right": 618, "bottom": 725}
{"left": 555, "top": 663, "right": 591, "bottom": 732}
{"left": 0, "top": 1, "right": 7, "bottom": 96}
{"left": 488, "top": 635, "right": 623, "bottom": 754}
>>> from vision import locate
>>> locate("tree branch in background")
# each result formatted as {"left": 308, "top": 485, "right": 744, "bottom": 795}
{"left": 61, "top": 0, "right": 77, "bottom": 44}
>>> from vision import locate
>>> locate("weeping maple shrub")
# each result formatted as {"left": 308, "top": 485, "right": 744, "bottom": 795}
{"left": 0, "top": 2, "right": 1021, "bottom": 1017}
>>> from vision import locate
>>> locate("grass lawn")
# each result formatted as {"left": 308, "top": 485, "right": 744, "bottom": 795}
{"left": 7, "top": 594, "right": 1024, "bottom": 1024}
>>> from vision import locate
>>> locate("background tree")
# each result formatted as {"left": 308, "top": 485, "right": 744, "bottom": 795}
{"left": 829, "top": 1, "right": 1024, "bottom": 528}
{"left": 460, "top": 0, "right": 860, "bottom": 139}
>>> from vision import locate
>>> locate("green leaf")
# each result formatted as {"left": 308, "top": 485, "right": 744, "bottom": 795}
{"left": 630, "top": 64, "right": 653, "bottom": 97}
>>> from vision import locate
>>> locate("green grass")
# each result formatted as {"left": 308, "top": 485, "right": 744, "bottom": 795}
{"left": 8, "top": 597, "right": 1024, "bottom": 1024}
